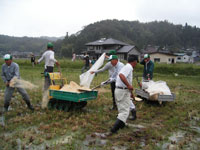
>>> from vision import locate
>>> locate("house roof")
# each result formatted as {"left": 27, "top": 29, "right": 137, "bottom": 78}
{"left": 149, "top": 50, "right": 176, "bottom": 56}
{"left": 85, "top": 38, "right": 129, "bottom": 46}
{"left": 173, "top": 53, "right": 187, "bottom": 56}
{"left": 117, "top": 45, "right": 135, "bottom": 53}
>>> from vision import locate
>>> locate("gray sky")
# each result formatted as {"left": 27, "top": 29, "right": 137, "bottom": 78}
{"left": 0, "top": 0, "right": 199, "bottom": 37}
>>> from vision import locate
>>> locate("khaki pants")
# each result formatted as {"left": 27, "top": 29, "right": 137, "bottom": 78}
{"left": 115, "top": 88, "right": 131, "bottom": 123}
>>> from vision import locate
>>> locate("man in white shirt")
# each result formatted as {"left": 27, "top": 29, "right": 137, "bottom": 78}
{"left": 37, "top": 42, "right": 60, "bottom": 91}
{"left": 110, "top": 56, "right": 138, "bottom": 134}
{"left": 91, "top": 55, "right": 124, "bottom": 110}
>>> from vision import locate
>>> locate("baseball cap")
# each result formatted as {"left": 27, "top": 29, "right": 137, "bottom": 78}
{"left": 108, "top": 50, "right": 116, "bottom": 55}
{"left": 47, "top": 42, "right": 54, "bottom": 48}
{"left": 144, "top": 54, "right": 150, "bottom": 59}
{"left": 4, "top": 54, "right": 12, "bottom": 60}
{"left": 108, "top": 55, "right": 118, "bottom": 61}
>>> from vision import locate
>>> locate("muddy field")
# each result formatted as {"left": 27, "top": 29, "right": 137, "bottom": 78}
{"left": 0, "top": 61, "right": 200, "bottom": 150}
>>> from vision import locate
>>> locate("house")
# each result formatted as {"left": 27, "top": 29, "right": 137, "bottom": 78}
{"left": 174, "top": 53, "right": 193, "bottom": 63}
{"left": 85, "top": 38, "right": 141, "bottom": 60}
{"left": 148, "top": 51, "right": 177, "bottom": 64}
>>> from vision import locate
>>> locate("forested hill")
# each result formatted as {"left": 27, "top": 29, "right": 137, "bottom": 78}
{"left": 0, "top": 35, "right": 49, "bottom": 55}
{"left": 56, "top": 19, "right": 200, "bottom": 57}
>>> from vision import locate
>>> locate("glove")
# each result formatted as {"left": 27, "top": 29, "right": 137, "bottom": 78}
{"left": 108, "top": 78, "right": 114, "bottom": 83}
{"left": 100, "top": 79, "right": 111, "bottom": 86}
{"left": 101, "top": 81, "right": 106, "bottom": 86}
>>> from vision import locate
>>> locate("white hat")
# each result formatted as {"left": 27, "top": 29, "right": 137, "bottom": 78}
{"left": 144, "top": 54, "right": 150, "bottom": 59}
{"left": 4, "top": 54, "right": 12, "bottom": 60}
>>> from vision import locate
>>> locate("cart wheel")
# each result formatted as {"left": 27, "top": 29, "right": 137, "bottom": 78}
{"left": 48, "top": 101, "right": 52, "bottom": 109}
{"left": 63, "top": 101, "right": 72, "bottom": 112}
{"left": 48, "top": 99, "right": 56, "bottom": 110}
{"left": 55, "top": 101, "right": 63, "bottom": 111}
{"left": 74, "top": 101, "right": 87, "bottom": 109}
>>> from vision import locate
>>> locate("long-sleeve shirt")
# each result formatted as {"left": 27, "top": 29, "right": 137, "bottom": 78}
{"left": 1, "top": 62, "right": 20, "bottom": 83}
{"left": 38, "top": 50, "right": 57, "bottom": 68}
{"left": 110, "top": 62, "right": 124, "bottom": 82}
{"left": 94, "top": 61, "right": 124, "bottom": 82}
{"left": 140, "top": 59, "right": 154, "bottom": 79}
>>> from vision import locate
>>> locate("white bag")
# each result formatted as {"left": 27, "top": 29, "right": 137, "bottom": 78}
{"left": 80, "top": 53, "right": 106, "bottom": 88}
{"left": 142, "top": 80, "right": 172, "bottom": 96}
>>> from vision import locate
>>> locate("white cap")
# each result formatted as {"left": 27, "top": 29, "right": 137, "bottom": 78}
{"left": 144, "top": 54, "right": 149, "bottom": 59}
{"left": 4, "top": 54, "right": 12, "bottom": 60}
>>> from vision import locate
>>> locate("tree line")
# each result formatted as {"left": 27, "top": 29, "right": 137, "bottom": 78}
{"left": 0, "top": 35, "right": 49, "bottom": 55}
{"left": 55, "top": 19, "right": 200, "bottom": 57}
{"left": 1, "top": 19, "right": 200, "bottom": 57}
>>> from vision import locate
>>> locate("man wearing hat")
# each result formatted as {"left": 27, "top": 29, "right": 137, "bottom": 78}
{"left": 37, "top": 42, "right": 60, "bottom": 91}
{"left": 90, "top": 54, "right": 124, "bottom": 110}
{"left": 1, "top": 54, "right": 34, "bottom": 111}
{"left": 110, "top": 56, "right": 138, "bottom": 134}
{"left": 140, "top": 54, "right": 154, "bottom": 81}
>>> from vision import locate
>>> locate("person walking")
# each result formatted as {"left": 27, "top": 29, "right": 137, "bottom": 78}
{"left": 37, "top": 42, "right": 60, "bottom": 91}
{"left": 1, "top": 54, "right": 34, "bottom": 112}
{"left": 30, "top": 54, "right": 36, "bottom": 67}
{"left": 90, "top": 55, "right": 123, "bottom": 110}
{"left": 110, "top": 56, "right": 138, "bottom": 134}
{"left": 37, "top": 42, "right": 60, "bottom": 108}
{"left": 140, "top": 54, "right": 154, "bottom": 81}
{"left": 81, "top": 53, "right": 90, "bottom": 73}
{"left": 72, "top": 53, "right": 76, "bottom": 62}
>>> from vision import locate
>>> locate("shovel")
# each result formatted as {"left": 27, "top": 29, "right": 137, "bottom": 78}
{"left": 91, "top": 79, "right": 111, "bottom": 91}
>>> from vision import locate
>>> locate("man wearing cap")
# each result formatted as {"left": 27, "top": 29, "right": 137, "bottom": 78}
{"left": 140, "top": 54, "right": 154, "bottom": 81}
{"left": 1, "top": 54, "right": 34, "bottom": 111}
{"left": 110, "top": 56, "right": 138, "bottom": 134}
{"left": 91, "top": 55, "right": 124, "bottom": 110}
{"left": 37, "top": 42, "right": 60, "bottom": 91}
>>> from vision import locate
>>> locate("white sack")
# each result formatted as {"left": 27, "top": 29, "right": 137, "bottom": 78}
{"left": 80, "top": 53, "right": 105, "bottom": 88}
{"left": 142, "top": 80, "right": 171, "bottom": 96}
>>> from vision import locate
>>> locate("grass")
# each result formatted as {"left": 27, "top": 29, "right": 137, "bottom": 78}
{"left": 0, "top": 59, "right": 200, "bottom": 150}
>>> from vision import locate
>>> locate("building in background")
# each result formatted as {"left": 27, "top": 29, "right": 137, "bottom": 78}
{"left": 85, "top": 38, "right": 141, "bottom": 61}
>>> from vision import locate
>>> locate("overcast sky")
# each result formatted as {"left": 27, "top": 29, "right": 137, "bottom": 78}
{"left": 0, "top": 0, "right": 199, "bottom": 37}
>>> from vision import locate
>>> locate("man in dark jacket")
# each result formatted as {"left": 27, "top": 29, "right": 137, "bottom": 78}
{"left": 140, "top": 54, "right": 154, "bottom": 81}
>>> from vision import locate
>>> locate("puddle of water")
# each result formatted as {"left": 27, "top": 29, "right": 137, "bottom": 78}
{"left": 0, "top": 107, "right": 5, "bottom": 127}
{"left": 83, "top": 133, "right": 108, "bottom": 147}
{"left": 111, "top": 146, "right": 127, "bottom": 150}
{"left": 16, "top": 139, "right": 21, "bottom": 150}
{"left": 127, "top": 123, "right": 145, "bottom": 129}
{"left": 169, "top": 131, "right": 185, "bottom": 143}
{"left": 190, "top": 126, "right": 200, "bottom": 134}
{"left": 0, "top": 115, "right": 5, "bottom": 126}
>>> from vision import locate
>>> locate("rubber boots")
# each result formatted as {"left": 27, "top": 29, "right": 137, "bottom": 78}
{"left": 110, "top": 119, "right": 125, "bottom": 133}
{"left": 27, "top": 102, "right": 34, "bottom": 111}
{"left": 129, "top": 109, "right": 137, "bottom": 120}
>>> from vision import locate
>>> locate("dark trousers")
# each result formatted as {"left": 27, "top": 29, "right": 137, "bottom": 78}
{"left": 81, "top": 65, "right": 90, "bottom": 73}
{"left": 110, "top": 82, "right": 116, "bottom": 107}
{"left": 44, "top": 66, "right": 53, "bottom": 91}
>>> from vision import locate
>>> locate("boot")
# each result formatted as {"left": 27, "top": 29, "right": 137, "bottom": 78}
{"left": 110, "top": 119, "right": 125, "bottom": 133}
{"left": 129, "top": 109, "right": 137, "bottom": 120}
{"left": 110, "top": 105, "right": 117, "bottom": 110}
{"left": 110, "top": 100, "right": 117, "bottom": 110}
{"left": 4, "top": 103, "right": 9, "bottom": 112}
{"left": 27, "top": 102, "right": 34, "bottom": 111}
